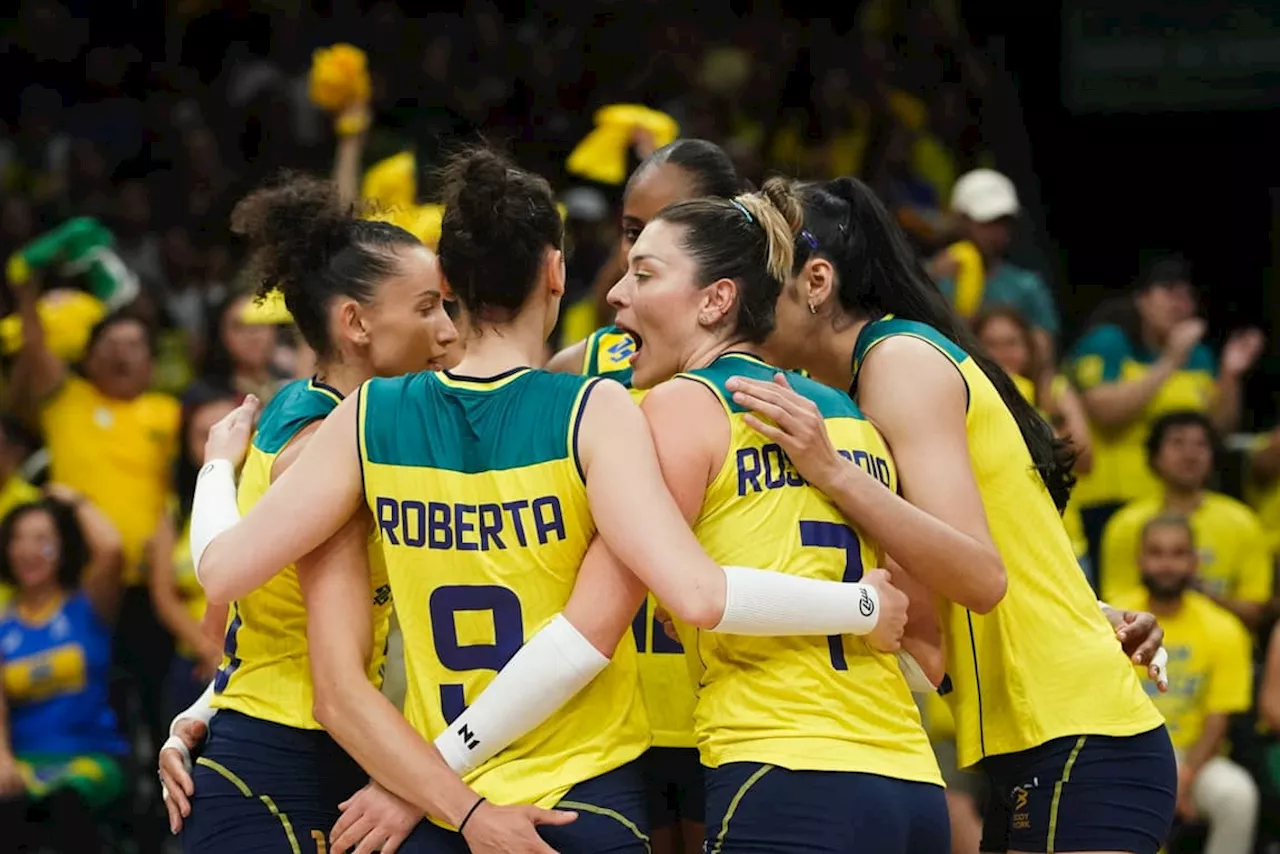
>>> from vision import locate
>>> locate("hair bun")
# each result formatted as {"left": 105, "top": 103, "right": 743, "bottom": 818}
{"left": 442, "top": 149, "right": 513, "bottom": 237}
{"left": 759, "top": 176, "right": 804, "bottom": 234}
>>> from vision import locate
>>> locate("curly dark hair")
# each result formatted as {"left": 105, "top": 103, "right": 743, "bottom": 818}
{"left": 231, "top": 172, "right": 421, "bottom": 361}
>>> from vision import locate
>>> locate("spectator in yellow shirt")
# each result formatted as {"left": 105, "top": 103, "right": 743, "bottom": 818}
{"left": 1113, "top": 515, "right": 1256, "bottom": 854}
{"left": 1102, "top": 411, "right": 1272, "bottom": 629}
{"left": 1067, "top": 257, "right": 1263, "bottom": 568}
{"left": 8, "top": 279, "right": 179, "bottom": 775}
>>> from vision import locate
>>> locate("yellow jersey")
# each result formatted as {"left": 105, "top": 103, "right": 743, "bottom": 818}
{"left": 357, "top": 367, "right": 650, "bottom": 810}
{"left": 1100, "top": 492, "right": 1271, "bottom": 605}
{"left": 674, "top": 352, "right": 940, "bottom": 785}
{"left": 582, "top": 326, "right": 697, "bottom": 748}
{"left": 854, "top": 317, "right": 1163, "bottom": 768}
{"left": 42, "top": 376, "right": 179, "bottom": 584}
{"left": 213, "top": 378, "right": 393, "bottom": 729}
{"left": 172, "top": 516, "right": 207, "bottom": 659}
{"left": 1068, "top": 324, "right": 1217, "bottom": 506}
{"left": 1011, "top": 373, "right": 1088, "bottom": 561}
{"left": 1112, "top": 590, "right": 1251, "bottom": 751}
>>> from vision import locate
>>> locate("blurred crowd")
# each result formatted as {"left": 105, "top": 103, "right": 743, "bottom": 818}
{"left": 0, "top": 1, "right": 1277, "bottom": 852}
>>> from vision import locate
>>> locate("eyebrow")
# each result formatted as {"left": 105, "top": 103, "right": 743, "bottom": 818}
{"left": 415, "top": 289, "right": 443, "bottom": 299}
{"left": 630, "top": 253, "right": 665, "bottom": 266}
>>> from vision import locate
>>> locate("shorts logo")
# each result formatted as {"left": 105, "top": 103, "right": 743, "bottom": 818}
{"left": 858, "top": 587, "right": 875, "bottom": 617}
{"left": 1011, "top": 778, "right": 1038, "bottom": 831}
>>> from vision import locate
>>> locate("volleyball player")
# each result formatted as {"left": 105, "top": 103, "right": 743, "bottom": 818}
{"left": 186, "top": 149, "right": 911, "bottom": 853}
{"left": 546, "top": 138, "right": 743, "bottom": 854}
{"left": 604, "top": 186, "right": 947, "bottom": 852}
{"left": 726, "top": 176, "right": 1176, "bottom": 854}
{"left": 159, "top": 175, "right": 576, "bottom": 854}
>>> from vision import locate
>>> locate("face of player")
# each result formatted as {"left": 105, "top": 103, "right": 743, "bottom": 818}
{"left": 1138, "top": 523, "right": 1197, "bottom": 601}
{"left": 360, "top": 245, "right": 460, "bottom": 376}
{"left": 609, "top": 219, "right": 737, "bottom": 389}
{"left": 620, "top": 163, "right": 702, "bottom": 257}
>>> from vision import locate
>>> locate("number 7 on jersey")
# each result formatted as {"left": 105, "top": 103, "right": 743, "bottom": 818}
{"left": 798, "top": 520, "right": 864, "bottom": 671}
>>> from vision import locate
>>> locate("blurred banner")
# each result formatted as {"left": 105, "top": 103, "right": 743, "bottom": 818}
{"left": 1062, "top": 0, "right": 1280, "bottom": 112}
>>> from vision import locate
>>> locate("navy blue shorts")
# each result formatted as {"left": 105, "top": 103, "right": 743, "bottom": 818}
{"left": 979, "top": 726, "right": 1176, "bottom": 854}
{"left": 703, "top": 762, "right": 949, "bottom": 854}
{"left": 643, "top": 747, "right": 705, "bottom": 827}
{"left": 182, "top": 710, "right": 367, "bottom": 854}
{"left": 401, "top": 758, "right": 650, "bottom": 854}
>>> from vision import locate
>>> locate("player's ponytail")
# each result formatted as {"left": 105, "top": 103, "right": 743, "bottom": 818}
{"left": 790, "top": 176, "right": 1076, "bottom": 512}
{"left": 231, "top": 172, "right": 419, "bottom": 359}
{"left": 651, "top": 180, "right": 803, "bottom": 344}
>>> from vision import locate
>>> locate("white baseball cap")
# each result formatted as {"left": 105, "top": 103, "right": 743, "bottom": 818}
{"left": 951, "top": 169, "right": 1019, "bottom": 222}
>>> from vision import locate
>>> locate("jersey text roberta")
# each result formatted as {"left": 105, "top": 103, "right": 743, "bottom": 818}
{"left": 736, "top": 443, "right": 891, "bottom": 497}
{"left": 374, "top": 495, "right": 568, "bottom": 551}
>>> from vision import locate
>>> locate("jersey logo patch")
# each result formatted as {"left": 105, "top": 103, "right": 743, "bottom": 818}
{"left": 601, "top": 334, "right": 636, "bottom": 368}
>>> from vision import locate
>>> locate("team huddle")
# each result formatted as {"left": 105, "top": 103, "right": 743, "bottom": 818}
{"left": 156, "top": 140, "right": 1177, "bottom": 854}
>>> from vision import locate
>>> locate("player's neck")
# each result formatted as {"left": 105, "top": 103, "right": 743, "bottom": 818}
{"left": 684, "top": 337, "right": 760, "bottom": 372}
{"left": 454, "top": 317, "right": 545, "bottom": 377}
{"left": 806, "top": 316, "right": 867, "bottom": 392}
{"left": 1161, "top": 487, "right": 1203, "bottom": 515}
{"left": 313, "top": 361, "right": 372, "bottom": 398}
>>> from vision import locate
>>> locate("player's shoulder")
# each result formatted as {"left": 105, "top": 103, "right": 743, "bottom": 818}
{"left": 856, "top": 316, "right": 971, "bottom": 368}
{"left": 255, "top": 378, "right": 340, "bottom": 453}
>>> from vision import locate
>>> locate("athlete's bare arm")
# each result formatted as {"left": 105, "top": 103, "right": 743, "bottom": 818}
{"left": 544, "top": 339, "right": 589, "bottom": 374}
{"left": 726, "top": 341, "right": 1007, "bottom": 614}
{"left": 575, "top": 379, "right": 728, "bottom": 628}
{"left": 198, "top": 398, "right": 365, "bottom": 603}
{"left": 301, "top": 512, "right": 488, "bottom": 828}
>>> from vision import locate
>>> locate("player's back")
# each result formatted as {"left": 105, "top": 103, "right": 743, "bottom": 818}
{"left": 852, "top": 316, "right": 1162, "bottom": 767}
{"left": 357, "top": 367, "right": 650, "bottom": 808}
{"left": 213, "top": 378, "right": 393, "bottom": 728}
{"left": 675, "top": 352, "right": 940, "bottom": 785}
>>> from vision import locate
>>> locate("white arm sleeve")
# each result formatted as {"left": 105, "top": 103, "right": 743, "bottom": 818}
{"left": 1098, "top": 600, "right": 1112, "bottom": 611}
{"left": 434, "top": 615, "right": 608, "bottom": 775}
{"left": 161, "top": 680, "right": 218, "bottom": 769}
{"left": 713, "top": 565, "right": 880, "bottom": 636}
{"left": 191, "top": 459, "right": 241, "bottom": 585}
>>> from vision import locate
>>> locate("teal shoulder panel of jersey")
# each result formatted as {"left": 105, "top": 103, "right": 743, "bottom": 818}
{"left": 853, "top": 317, "right": 970, "bottom": 368}
{"left": 252, "top": 378, "right": 343, "bottom": 455}
{"left": 584, "top": 325, "right": 635, "bottom": 388}
{"left": 680, "top": 352, "right": 864, "bottom": 420}
{"left": 361, "top": 369, "right": 602, "bottom": 474}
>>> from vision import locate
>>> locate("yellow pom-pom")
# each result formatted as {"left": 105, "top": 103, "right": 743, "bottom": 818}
{"left": 309, "top": 44, "right": 372, "bottom": 113}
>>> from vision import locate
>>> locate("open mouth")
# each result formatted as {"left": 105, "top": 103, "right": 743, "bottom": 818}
{"left": 614, "top": 322, "right": 644, "bottom": 361}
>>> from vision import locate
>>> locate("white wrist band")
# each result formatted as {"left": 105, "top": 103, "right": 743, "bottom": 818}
{"left": 162, "top": 681, "right": 217, "bottom": 770}
{"left": 191, "top": 459, "right": 240, "bottom": 584}
{"left": 1097, "top": 600, "right": 1112, "bottom": 611}
{"left": 713, "top": 565, "right": 880, "bottom": 636}
{"left": 434, "top": 614, "right": 608, "bottom": 775}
